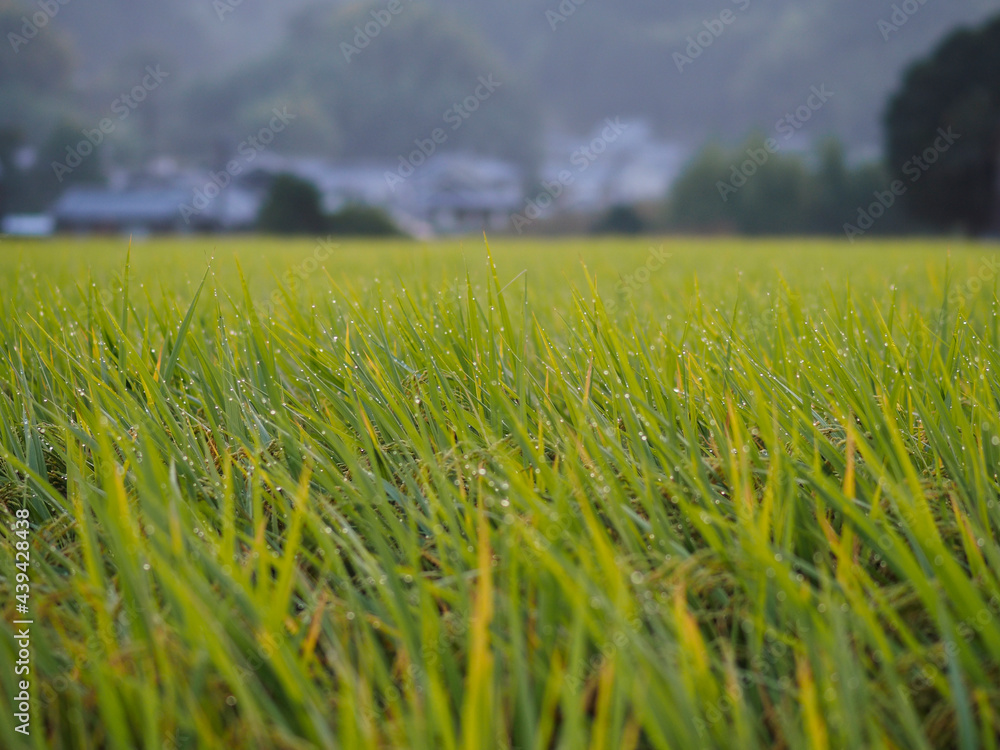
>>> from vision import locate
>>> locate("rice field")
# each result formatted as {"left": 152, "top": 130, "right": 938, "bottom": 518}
{"left": 1, "top": 236, "right": 999, "bottom": 749}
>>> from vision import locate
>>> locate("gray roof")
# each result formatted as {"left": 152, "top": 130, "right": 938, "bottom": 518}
{"left": 53, "top": 188, "right": 191, "bottom": 225}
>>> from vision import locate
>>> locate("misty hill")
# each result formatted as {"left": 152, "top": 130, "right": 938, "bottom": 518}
{"left": 11, "top": 0, "right": 1000, "bottom": 164}
{"left": 435, "top": 0, "right": 998, "bottom": 151}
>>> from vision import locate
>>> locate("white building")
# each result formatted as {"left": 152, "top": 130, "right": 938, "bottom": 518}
{"left": 540, "top": 120, "right": 686, "bottom": 216}
{"left": 1, "top": 214, "right": 55, "bottom": 237}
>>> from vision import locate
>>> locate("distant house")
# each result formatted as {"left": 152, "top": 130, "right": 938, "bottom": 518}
{"left": 240, "top": 155, "right": 391, "bottom": 210}
{"left": 53, "top": 187, "right": 210, "bottom": 234}
{"left": 406, "top": 154, "right": 524, "bottom": 233}
{"left": 541, "top": 120, "right": 685, "bottom": 215}
{"left": 56, "top": 152, "right": 522, "bottom": 237}
{"left": 1, "top": 214, "right": 55, "bottom": 237}
{"left": 241, "top": 153, "right": 514, "bottom": 235}
{"left": 290, "top": 161, "right": 398, "bottom": 214}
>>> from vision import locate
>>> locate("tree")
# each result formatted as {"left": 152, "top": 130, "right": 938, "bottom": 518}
{"left": 257, "top": 174, "right": 328, "bottom": 235}
{"left": 172, "top": 3, "right": 542, "bottom": 173}
{"left": 326, "top": 206, "right": 402, "bottom": 237}
{"left": 665, "top": 137, "right": 814, "bottom": 235}
{"left": 592, "top": 205, "right": 646, "bottom": 235}
{"left": 885, "top": 14, "right": 1000, "bottom": 235}
{"left": 0, "top": 126, "right": 21, "bottom": 219}
{"left": 664, "top": 136, "right": 898, "bottom": 236}
{"left": 0, "top": 1, "right": 83, "bottom": 143}
{"left": 664, "top": 144, "right": 736, "bottom": 233}
{"left": 0, "top": 1, "right": 75, "bottom": 94}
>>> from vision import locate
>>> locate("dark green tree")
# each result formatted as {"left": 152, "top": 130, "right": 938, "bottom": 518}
{"left": 665, "top": 144, "right": 736, "bottom": 233}
{"left": 30, "top": 120, "right": 105, "bottom": 209}
{"left": 592, "top": 205, "right": 646, "bottom": 235}
{"left": 0, "top": 121, "right": 105, "bottom": 214}
{"left": 886, "top": 14, "right": 1000, "bottom": 234}
{"left": 0, "top": 126, "right": 22, "bottom": 218}
{"left": 735, "top": 150, "right": 811, "bottom": 235}
{"left": 666, "top": 137, "right": 813, "bottom": 235}
{"left": 804, "top": 139, "right": 853, "bottom": 233}
{"left": 257, "top": 174, "right": 328, "bottom": 235}
{"left": 326, "top": 206, "right": 402, "bottom": 237}
{"left": 665, "top": 136, "right": 900, "bottom": 236}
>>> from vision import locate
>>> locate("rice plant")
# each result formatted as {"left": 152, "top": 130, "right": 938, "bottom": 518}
{"left": 1, "top": 236, "right": 998, "bottom": 749}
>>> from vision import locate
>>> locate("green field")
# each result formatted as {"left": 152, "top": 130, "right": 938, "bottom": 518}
{"left": 2, "top": 237, "right": 1000, "bottom": 749}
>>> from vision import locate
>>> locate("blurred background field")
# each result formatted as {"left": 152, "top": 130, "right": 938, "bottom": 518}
{"left": 1, "top": 236, "right": 998, "bottom": 310}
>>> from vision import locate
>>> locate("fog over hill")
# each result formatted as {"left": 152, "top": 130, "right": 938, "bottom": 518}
{"left": 48, "top": 0, "right": 996, "bottom": 153}
{"left": 2, "top": 0, "right": 996, "bottom": 175}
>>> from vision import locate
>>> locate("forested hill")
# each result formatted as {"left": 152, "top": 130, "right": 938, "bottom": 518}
{"left": 10, "top": 0, "right": 1000, "bottom": 159}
